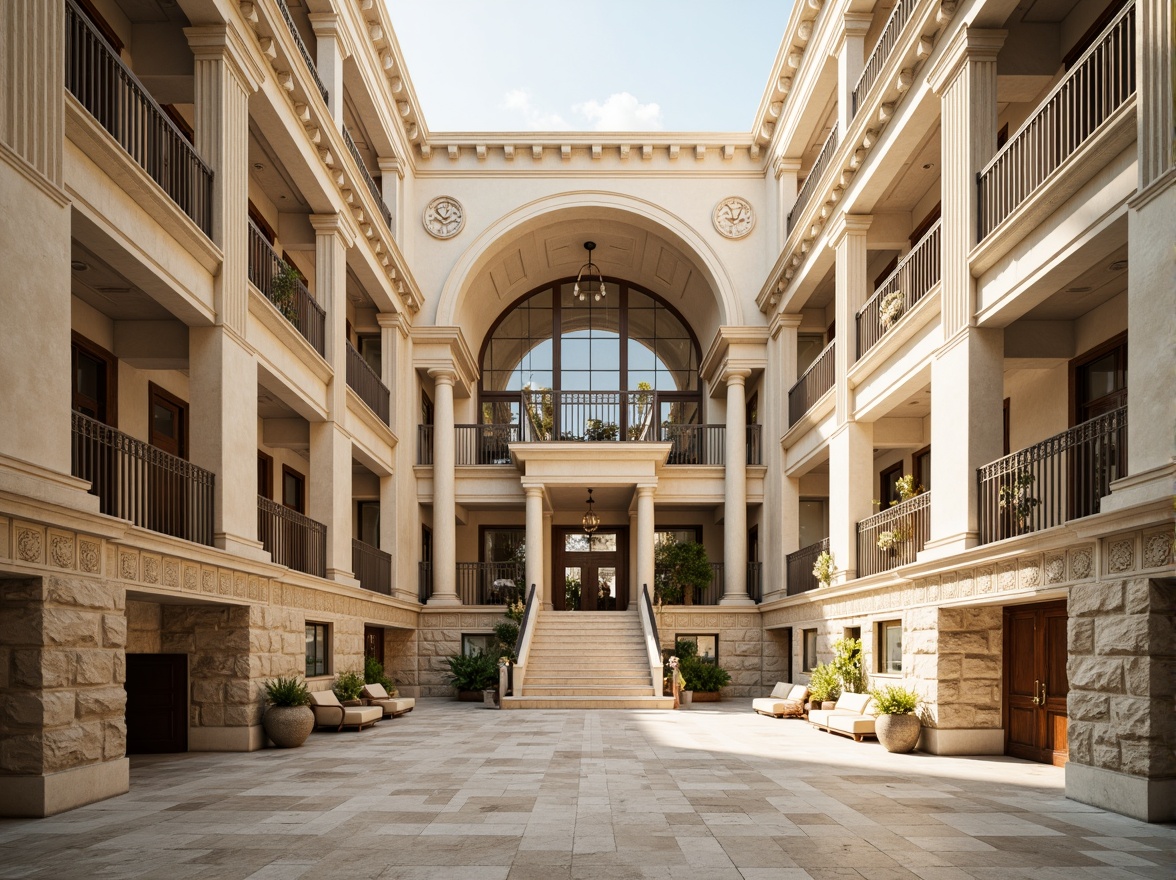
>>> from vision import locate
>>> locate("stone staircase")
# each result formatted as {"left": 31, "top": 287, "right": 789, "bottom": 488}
{"left": 501, "top": 610, "right": 674, "bottom": 709}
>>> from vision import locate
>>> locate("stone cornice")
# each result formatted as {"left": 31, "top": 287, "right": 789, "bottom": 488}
{"left": 700, "top": 327, "right": 771, "bottom": 385}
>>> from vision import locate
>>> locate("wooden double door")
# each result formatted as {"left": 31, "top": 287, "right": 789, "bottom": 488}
{"left": 552, "top": 527, "right": 628, "bottom": 611}
{"left": 1004, "top": 601, "right": 1068, "bottom": 766}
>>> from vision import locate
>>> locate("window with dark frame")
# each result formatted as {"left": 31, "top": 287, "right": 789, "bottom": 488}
{"left": 676, "top": 634, "right": 718, "bottom": 664}
{"left": 802, "top": 628, "right": 818, "bottom": 672}
{"left": 305, "top": 622, "right": 328, "bottom": 677}
{"left": 257, "top": 451, "right": 274, "bottom": 500}
{"left": 880, "top": 461, "right": 904, "bottom": 507}
{"left": 462, "top": 634, "right": 496, "bottom": 657}
{"left": 71, "top": 333, "right": 118, "bottom": 425}
{"left": 282, "top": 465, "right": 305, "bottom": 514}
{"left": 914, "top": 445, "right": 931, "bottom": 492}
{"left": 878, "top": 620, "right": 902, "bottom": 674}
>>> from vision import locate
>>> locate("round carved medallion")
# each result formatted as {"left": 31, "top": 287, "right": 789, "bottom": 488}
{"left": 712, "top": 196, "right": 755, "bottom": 239}
{"left": 423, "top": 196, "right": 465, "bottom": 239}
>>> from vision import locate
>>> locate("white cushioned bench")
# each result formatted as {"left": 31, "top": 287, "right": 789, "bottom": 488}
{"left": 752, "top": 681, "right": 809, "bottom": 718}
{"left": 807, "top": 691, "right": 877, "bottom": 742}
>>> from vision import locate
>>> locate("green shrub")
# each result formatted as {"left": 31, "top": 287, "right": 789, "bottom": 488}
{"left": 494, "top": 621, "right": 519, "bottom": 660}
{"left": 363, "top": 656, "right": 396, "bottom": 694}
{"left": 869, "top": 684, "right": 919, "bottom": 714}
{"left": 807, "top": 662, "right": 842, "bottom": 703}
{"left": 446, "top": 652, "right": 499, "bottom": 692}
{"left": 831, "top": 637, "right": 866, "bottom": 694}
{"left": 680, "top": 656, "right": 731, "bottom": 692}
{"left": 263, "top": 676, "right": 310, "bottom": 707}
{"left": 332, "top": 670, "right": 366, "bottom": 701}
{"left": 654, "top": 539, "right": 712, "bottom": 604}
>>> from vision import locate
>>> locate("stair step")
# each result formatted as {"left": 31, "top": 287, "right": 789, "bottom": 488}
{"left": 502, "top": 695, "right": 675, "bottom": 710}
{"left": 522, "top": 686, "right": 656, "bottom": 696}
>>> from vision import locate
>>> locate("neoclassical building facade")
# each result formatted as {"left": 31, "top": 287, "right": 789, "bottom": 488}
{"left": 0, "top": 0, "right": 1172, "bottom": 822}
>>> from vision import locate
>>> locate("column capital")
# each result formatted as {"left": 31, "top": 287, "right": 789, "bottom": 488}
{"left": 774, "top": 157, "right": 802, "bottom": 178}
{"left": 927, "top": 27, "right": 1008, "bottom": 96}
{"left": 723, "top": 368, "right": 752, "bottom": 387}
{"left": 310, "top": 213, "right": 358, "bottom": 249}
{"left": 522, "top": 483, "right": 547, "bottom": 500}
{"left": 307, "top": 12, "right": 354, "bottom": 59}
{"left": 827, "top": 213, "right": 873, "bottom": 247}
{"left": 184, "top": 25, "right": 265, "bottom": 93}
{"left": 377, "top": 312, "right": 409, "bottom": 335}
{"left": 769, "top": 312, "right": 804, "bottom": 339}
{"left": 831, "top": 11, "right": 873, "bottom": 56}
{"left": 428, "top": 367, "right": 457, "bottom": 386}
{"left": 635, "top": 484, "right": 657, "bottom": 498}
{"left": 378, "top": 157, "right": 405, "bottom": 179}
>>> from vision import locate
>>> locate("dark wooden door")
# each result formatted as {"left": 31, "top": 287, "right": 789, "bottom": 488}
{"left": 364, "top": 626, "right": 384, "bottom": 666}
{"left": 1004, "top": 601, "right": 1068, "bottom": 766}
{"left": 125, "top": 653, "right": 188, "bottom": 754}
{"left": 552, "top": 528, "right": 627, "bottom": 611}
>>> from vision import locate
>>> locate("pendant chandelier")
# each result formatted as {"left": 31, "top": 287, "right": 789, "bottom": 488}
{"left": 573, "top": 241, "right": 607, "bottom": 302}
{"left": 581, "top": 488, "right": 600, "bottom": 535}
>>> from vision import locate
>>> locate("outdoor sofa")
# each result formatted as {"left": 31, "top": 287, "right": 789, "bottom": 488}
{"left": 752, "top": 681, "right": 809, "bottom": 718}
{"left": 807, "top": 691, "right": 878, "bottom": 742}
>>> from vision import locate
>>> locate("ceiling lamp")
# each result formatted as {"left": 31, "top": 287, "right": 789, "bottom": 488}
{"left": 573, "top": 241, "right": 607, "bottom": 302}
{"left": 581, "top": 488, "right": 600, "bottom": 535}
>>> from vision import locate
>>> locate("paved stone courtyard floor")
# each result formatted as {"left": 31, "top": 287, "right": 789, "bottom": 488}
{"left": 1, "top": 699, "right": 1174, "bottom": 880}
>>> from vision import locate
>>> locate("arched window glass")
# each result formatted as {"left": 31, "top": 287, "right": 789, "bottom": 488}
{"left": 479, "top": 281, "right": 701, "bottom": 440}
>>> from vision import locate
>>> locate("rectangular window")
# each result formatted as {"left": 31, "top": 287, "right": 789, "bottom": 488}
{"left": 282, "top": 465, "right": 305, "bottom": 514}
{"left": 802, "top": 629, "right": 818, "bottom": 672}
{"left": 462, "top": 634, "right": 496, "bottom": 657}
{"left": 914, "top": 445, "right": 931, "bottom": 493}
{"left": 879, "top": 620, "right": 902, "bottom": 674}
{"left": 880, "top": 461, "right": 904, "bottom": 507}
{"left": 257, "top": 451, "right": 273, "bottom": 500}
{"left": 676, "top": 634, "right": 718, "bottom": 664}
{"left": 305, "top": 623, "right": 329, "bottom": 677}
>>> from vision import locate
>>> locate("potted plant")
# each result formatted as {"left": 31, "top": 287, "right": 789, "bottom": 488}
{"left": 269, "top": 260, "right": 302, "bottom": 324}
{"left": 999, "top": 471, "right": 1039, "bottom": 532}
{"left": 807, "top": 662, "right": 841, "bottom": 710}
{"left": 332, "top": 670, "right": 366, "bottom": 706}
{"left": 869, "top": 684, "right": 922, "bottom": 753}
{"left": 812, "top": 550, "right": 834, "bottom": 588}
{"left": 261, "top": 676, "right": 314, "bottom": 748}
{"left": 681, "top": 655, "right": 731, "bottom": 702}
{"left": 655, "top": 538, "right": 712, "bottom": 605}
{"left": 446, "top": 651, "right": 499, "bottom": 701}
{"left": 878, "top": 289, "right": 905, "bottom": 330}
{"left": 364, "top": 656, "right": 397, "bottom": 697}
{"left": 831, "top": 636, "right": 866, "bottom": 694}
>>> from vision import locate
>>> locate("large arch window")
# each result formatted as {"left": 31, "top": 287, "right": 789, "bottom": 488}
{"left": 479, "top": 280, "right": 702, "bottom": 442}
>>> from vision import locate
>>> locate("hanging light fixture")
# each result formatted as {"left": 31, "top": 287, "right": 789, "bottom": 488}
{"left": 581, "top": 488, "right": 600, "bottom": 535}
{"left": 573, "top": 241, "right": 607, "bottom": 302}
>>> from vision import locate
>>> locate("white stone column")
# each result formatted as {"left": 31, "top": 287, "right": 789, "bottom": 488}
{"left": 923, "top": 29, "right": 1007, "bottom": 555}
{"left": 378, "top": 157, "right": 402, "bottom": 241}
{"left": 186, "top": 26, "right": 266, "bottom": 558}
{"left": 834, "top": 13, "right": 872, "bottom": 138}
{"left": 428, "top": 369, "right": 459, "bottom": 605}
{"left": 308, "top": 13, "right": 346, "bottom": 127}
{"left": 721, "top": 369, "right": 752, "bottom": 605}
{"left": 542, "top": 509, "right": 554, "bottom": 609}
{"left": 635, "top": 484, "right": 656, "bottom": 602}
{"left": 827, "top": 420, "right": 874, "bottom": 584}
{"left": 524, "top": 484, "right": 545, "bottom": 605}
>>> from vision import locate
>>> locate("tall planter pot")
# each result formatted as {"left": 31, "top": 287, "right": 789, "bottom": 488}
{"left": 876, "top": 713, "right": 921, "bottom": 753}
{"left": 263, "top": 705, "right": 314, "bottom": 748}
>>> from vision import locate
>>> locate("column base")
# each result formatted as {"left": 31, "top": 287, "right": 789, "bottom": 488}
{"left": 1066, "top": 761, "right": 1176, "bottom": 823}
{"left": 214, "top": 532, "right": 271, "bottom": 563}
{"left": 719, "top": 594, "right": 756, "bottom": 606}
{"left": 427, "top": 594, "right": 463, "bottom": 607}
{"left": 189, "top": 724, "right": 265, "bottom": 752}
{"left": 326, "top": 569, "right": 360, "bottom": 589}
{"left": 918, "top": 727, "right": 1004, "bottom": 755}
{"left": 918, "top": 532, "right": 980, "bottom": 561}
{"left": 0, "top": 759, "right": 129, "bottom": 817}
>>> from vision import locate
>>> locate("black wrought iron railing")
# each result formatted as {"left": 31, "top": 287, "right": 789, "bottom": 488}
{"left": 856, "top": 219, "right": 941, "bottom": 359}
{"left": 653, "top": 562, "right": 761, "bottom": 606}
{"left": 788, "top": 340, "right": 835, "bottom": 427}
{"left": 978, "top": 407, "right": 1127, "bottom": 544}
{"left": 787, "top": 127, "right": 838, "bottom": 234}
{"left": 978, "top": 2, "right": 1135, "bottom": 237}
{"left": 258, "top": 496, "right": 326, "bottom": 577}
{"left": 72, "top": 412, "right": 214, "bottom": 545}
{"left": 346, "top": 340, "right": 390, "bottom": 424}
{"left": 352, "top": 539, "right": 391, "bottom": 595}
{"left": 856, "top": 491, "right": 931, "bottom": 577}
{"left": 342, "top": 125, "right": 392, "bottom": 230}
{"left": 786, "top": 538, "right": 829, "bottom": 596}
{"left": 642, "top": 583, "right": 661, "bottom": 654}
{"left": 852, "top": 0, "right": 915, "bottom": 118}
{"left": 662, "top": 424, "right": 724, "bottom": 465}
{"left": 518, "top": 389, "right": 663, "bottom": 442}
{"left": 275, "top": 0, "right": 328, "bottom": 103}
{"left": 65, "top": 0, "right": 213, "bottom": 236}
{"left": 415, "top": 562, "right": 522, "bottom": 605}
{"left": 454, "top": 424, "right": 520, "bottom": 465}
{"left": 247, "top": 219, "right": 326, "bottom": 356}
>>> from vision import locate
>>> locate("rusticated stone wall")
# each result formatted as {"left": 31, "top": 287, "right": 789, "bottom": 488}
{"left": 161, "top": 605, "right": 254, "bottom": 729}
{"left": 1068, "top": 578, "right": 1176, "bottom": 781}
{"left": 416, "top": 609, "right": 507, "bottom": 697}
{"left": 383, "top": 627, "right": 418, "bottom": 696}
{"left": 907, "top": 605, "right": 1002, "bottom": 730}
{"left": 125, "top": 599, "right": 162, "bottom": 653}
{"left": 0, "top": 575, "right": 125, "bottom": 778}
{"left": 658, "top": 607, "right": 768, "bottom": 697}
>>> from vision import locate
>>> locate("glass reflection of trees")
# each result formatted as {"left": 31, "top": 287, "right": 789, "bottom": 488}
{"left": 479, "top": 281, "right": 701, "bottom": 440}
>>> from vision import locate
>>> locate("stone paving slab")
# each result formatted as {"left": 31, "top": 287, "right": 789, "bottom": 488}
{"left": 1, "top": 700, "right": 1173, "bottom": 880}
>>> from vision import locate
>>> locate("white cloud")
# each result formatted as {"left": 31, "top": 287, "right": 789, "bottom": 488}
{"left": 573, "top": 92, "right": 663, "bottom": 131}
{"left": 499, "top": 89, "right": 572, "bottom": 131}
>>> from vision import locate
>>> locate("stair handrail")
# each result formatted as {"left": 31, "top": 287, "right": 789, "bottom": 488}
{"left": 510, "top": 583, "right": 539, "bottom": 696}
{"left": 639, "top": 583, "right": 665, "bottom": 697}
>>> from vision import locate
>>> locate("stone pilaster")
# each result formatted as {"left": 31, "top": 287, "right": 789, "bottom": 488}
{"left": 829, "top": 214, "right": 872, "bottom": 424}
{"left": 775, "top": 158, "right": 801, "bottom": 249}
{"left": 428, "top": 369, "right": 460, "bottom": 605}
{"left": 764, "top": 314, "right": 801, "bottom": 599}
{"left": 834, "top": 13, "right": 872, "bottom": 139}
{"left": 827, "top": 420, "right": 873, "bottom": 583}
{"left": 721, "top": 369, "right": 751, "bottom": 605}
{"left": 1066, "top": 578, "right": 1176, "bottom": 822}
{"left": 0, "top": 575, "right": 129, "bottom": 817}
{"left": 378, "top": 157, "right": 403, "bottom": 242}
{"left": 308, "top": 13, "right": 347, "bottom": 127}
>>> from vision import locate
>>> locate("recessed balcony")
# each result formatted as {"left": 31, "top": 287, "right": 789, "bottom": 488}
{"left": 352, "top": 538, "right": 391, "bottom": 595}
{"left": 346, "top": 340, "right": 390, "bottom": 424}
{"left": 786, "top": 538, "right": 829, "bottom": 596}
{"left": 856, "top": 491, "right": 931, "bottom": 577}
{"left": 856, "top": 219, "right": 941, "bottom": 360}
{"left": 788, "top": 340, "right": 835, "bottom": 428}
{"left": 257, "top": 496, "right": 326, "bottom": 577}
{"left": 247, "top": 219, "right": 327, "bottom": 357}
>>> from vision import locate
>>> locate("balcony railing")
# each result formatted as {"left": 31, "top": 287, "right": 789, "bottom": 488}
{"left": 342, "top": 126, "right": 392, "bottom": 231}
{"left": 856, "top": 491, "right": 931, "bottom": 577}
{"left": 416, "top": 563, "right": 523, "bottom": 605}
{"left": 275, "top": 0, "right": 328, "bottom": 103}
{"left": 519, "top": 389, "right": 666, "bottom": 442}
{"left": 662, "top": 424, "right": 724, "bottom": 465}
{"left": 352, "top": 539, "right": 391, "bottom": 595}
{"left": 247, "top": 219, "right": 326, "bottom": 356}
{"left": 655, "top": 562, "right": 762, "bottom": 606}
{"left": 258, "top": 496, "right": 326, "bottom": 578}
{"left": 346, "top": 341, "right": 390, "bottom": 424}
{"left": 787, "top": 127, "right": 839, "bottom": 234}
{"left": 856, "top": 219, "right": 941, "bottom": 359}
{"left": 978, "top": 1, "right": 1135, "bottom": 237}
{"left": 787, "top": 538, "right": 830, "bottom": 596}
{"left": 978, "top": 406, "right": 1127, "bottom": 544}
{"left": 788, "top": 340, "right": 835, "bottom": 427}
{"left": 454, "top": 424, "right": 520, "bottom": 465}
{"left": 72, "top": 412, "right": 214, "bottom": 545}
{"left": 65, "top": 0, "right": 213, "bottom": 236}
{"left": 417, "top": 424, "right": 434, "bottom": 465}
{"left": 852, "top": 0, "right": 915, "bottom": 118}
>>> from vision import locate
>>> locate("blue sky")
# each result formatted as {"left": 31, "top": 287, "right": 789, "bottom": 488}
{"left": 384, "top": 1, "right": 795, "bottom": 133}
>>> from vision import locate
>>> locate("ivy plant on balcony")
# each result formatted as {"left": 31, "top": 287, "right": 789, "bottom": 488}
{"left": 812, "top": 550, "right": 834, "bottom": 587}
{"left": 878, "top": 289, "right": 905, "bottom": 330}
{"left": 270, "top": 260, "right": 302, "bottom": 324}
